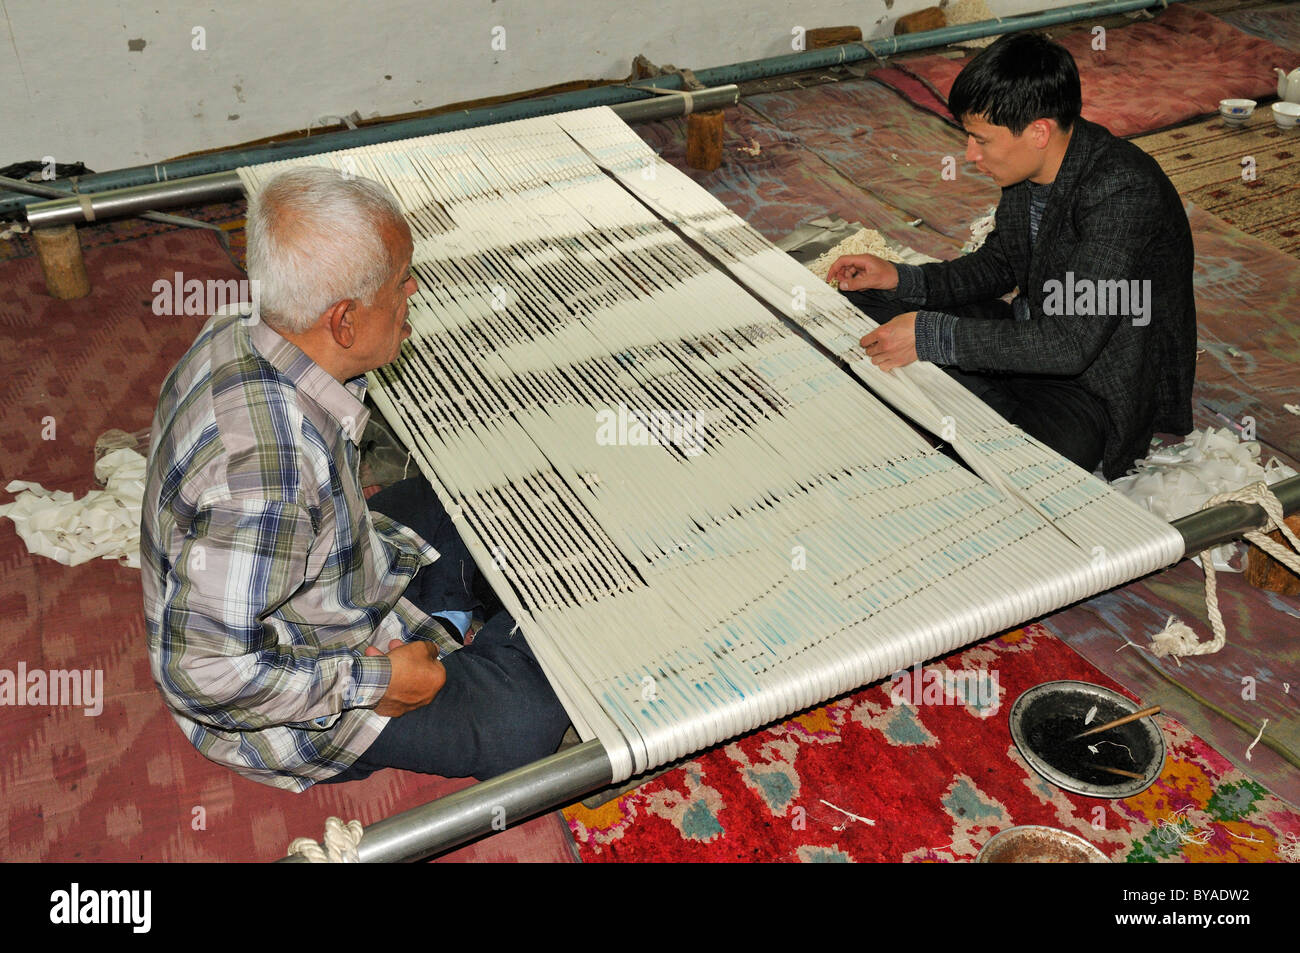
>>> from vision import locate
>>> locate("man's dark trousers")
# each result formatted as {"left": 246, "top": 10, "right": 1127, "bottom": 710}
{"left": 844, "top": 290, "right": 1109, "bottom": 474}
{"left": 325, "top": 477, "right": 571, "bottom": 783}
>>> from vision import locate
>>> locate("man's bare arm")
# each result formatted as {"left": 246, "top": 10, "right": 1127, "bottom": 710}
{"left": 365, "top": 639, "right": 446, "bottom": 717}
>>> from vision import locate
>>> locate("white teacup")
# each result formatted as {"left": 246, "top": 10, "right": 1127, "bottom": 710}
{"left": 1272, "top": 101, "right": 1300, "bottom": 130}
{"left": 1219, "top": 98, "right": 1256, "bottom": 127}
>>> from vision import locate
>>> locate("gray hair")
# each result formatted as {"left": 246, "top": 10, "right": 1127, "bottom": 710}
{"left": 245, "top": 166, "right": 407, "bottom": 333}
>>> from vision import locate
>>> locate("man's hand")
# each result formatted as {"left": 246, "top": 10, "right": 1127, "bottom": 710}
{"left": 366, "top": 639, "right": 446, "bottom": 717}
{"left": 860, "top": 312, "right": 919, "bottom": 372}
{"left": 826, "top": 253, "right": 899, "bottom": 292}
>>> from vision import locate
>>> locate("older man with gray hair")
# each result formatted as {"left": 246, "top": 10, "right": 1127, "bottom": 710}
{"left": 141, "top": 166, "right": 570, "bottom": 793}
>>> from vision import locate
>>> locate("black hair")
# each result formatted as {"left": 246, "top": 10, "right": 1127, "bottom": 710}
{"left": 947, "top": 33, "right": 1082, "bottom": 134}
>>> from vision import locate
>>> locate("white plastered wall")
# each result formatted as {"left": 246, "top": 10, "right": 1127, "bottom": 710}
{"left": 2, "top": 0, "right": 1078, "bottom": 173}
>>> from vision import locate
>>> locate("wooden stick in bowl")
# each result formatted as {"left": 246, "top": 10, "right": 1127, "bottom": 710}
{"left": 1072, "top": 706, "right": 1161, "bottom": 741}
{"left": 1090, "top": 764, "right": 1146, "bottom": 780}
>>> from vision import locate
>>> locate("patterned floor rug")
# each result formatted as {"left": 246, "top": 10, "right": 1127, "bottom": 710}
{"left": 871, "top": 6, "right": 1294, "bottom": 139}
{"left": 563, "top": 624, "right": 1300, "bottom": 862}
{"left": 1134, "top": 111, "right": 1300, "bottom": 258}
{"left": 1219, "top": 2, "right": 1300, "bottom": 52}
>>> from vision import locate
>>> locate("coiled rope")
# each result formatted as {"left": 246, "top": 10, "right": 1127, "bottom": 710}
{"left": 286, "top": 816, "right": 365, "bottom": 863}
{"left": 1152, "top": 482, "right": 1300, "bottom": 658}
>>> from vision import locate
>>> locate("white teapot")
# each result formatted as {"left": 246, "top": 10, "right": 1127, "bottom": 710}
{"left": 1276, "top": 67, "right": 1300, "bottom": 103}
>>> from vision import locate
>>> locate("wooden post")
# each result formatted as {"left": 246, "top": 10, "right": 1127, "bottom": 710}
{"left": 686, "top": 110, "right": 725, "bottom": 172}
{"left": 1244, "top": 514, "right": 1300, "bottom": 595}
{"left": 896, "top": 7, "right": 947, "bottom": 34}
{"left": 806, "top": 26, "right": 863, "bottom": 49}
{"left": 32, "top": 224, "right": 91, "bottom": 299}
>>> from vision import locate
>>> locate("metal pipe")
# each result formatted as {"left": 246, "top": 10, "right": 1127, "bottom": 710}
{"left": 6, "top": 0, "right": 1179, "bottom": 219}
{"left": 609, "top": 85, "right": 738, "bottom": 124}
{"left": 5, "top": 171, "right": 245, "bottom": 231}
{"left": 1172, "top": 474, "right": 1300, "bottom": 555}
{"left": 0, "top": 174, "right": 79, "bottom": 201}
{"left": 15, "top": 85, "right": 739, "bottom": 226}
{"left": 674, "top": 0, "right": 1174, "bottom": 85}
{"left": 21, "top": 171, "right": 245, "bottom": 230}
{"left": 278, "top": 474, "right": 1299, "bottom": 862}
{"left": 279, "top": 740, "right": 614, "bottom": 863}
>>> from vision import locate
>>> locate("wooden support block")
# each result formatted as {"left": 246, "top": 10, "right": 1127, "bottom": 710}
{"left": 630, "top": 54, "right": 658, "bottom": 80}
{"left": 806, "top": 26, "right": 863, "bottom": 49}
{"left": 1244, "top": 513, "right": 1300, "bottom": 595}
{"left": 32, "top": 224, "right": 91, "bottom": 299}
{"left": 896, "top": 7, "right": 946, "bottom": 34}
{"left": 686, "top": 110, "right": 725, "bottom": 172}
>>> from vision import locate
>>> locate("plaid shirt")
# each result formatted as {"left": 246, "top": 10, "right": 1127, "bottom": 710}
{"left": 141, "top": 311, "right": 460, "bottom": 791}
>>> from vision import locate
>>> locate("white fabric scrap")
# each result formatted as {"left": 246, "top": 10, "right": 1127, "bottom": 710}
{"left": 0, "top": 448, "right": 146, "bottom": 569}
{"left": 1111, "top": 427, "right": 1297, "bottom": 571}
{"left": 961, "top": 207, "right": 998, "bottom": 253}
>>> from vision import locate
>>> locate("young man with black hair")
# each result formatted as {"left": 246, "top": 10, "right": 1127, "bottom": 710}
{"left": 828, "top": 33, "right": 1195, "bottom": 479}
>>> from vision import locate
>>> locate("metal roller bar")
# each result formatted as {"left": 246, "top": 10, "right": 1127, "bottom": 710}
{"left": 666, "top": 0, "right": 1175, "bottom": 86}
{"left": 0, "top": 172, "right": 238, "bottom": 233}
{"left": 279, "top": 740, "right": 613, "bottom": 863}
{"left": 17, "top": 86, "right": 739, "bottom": 227}
{"left": 1172, "top": 473, "right": 1300, "bottom": 555}
{"left": 26, "top": 171, "right": 247, "bottom": 227}
{"left": 278, "top": 473, "right": 1300, "bottom": 863}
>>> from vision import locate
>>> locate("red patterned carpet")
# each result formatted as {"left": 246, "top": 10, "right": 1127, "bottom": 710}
{"left": 564, "top": 625, "right": 1300, "bottom": 863}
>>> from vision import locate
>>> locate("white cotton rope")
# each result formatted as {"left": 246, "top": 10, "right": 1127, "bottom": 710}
{"left": 1154, "top": 806, "right": 1214, "bottom": 847}
{"left": 238, "top": 107, "right": 1183, "bottom": 783}
{"left": 286, "top": 817, "right": 364, "bottom": 863}
{"left": 1245, "top": 718, "right": 1268, "bottom": 761}
{"left": 1151, "top": 482, "right": 1300, "bottom": 658}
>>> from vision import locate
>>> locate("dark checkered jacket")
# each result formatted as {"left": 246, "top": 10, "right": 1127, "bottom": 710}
{"left": 914, "top": 118, "right": 1196, "bottom": 479}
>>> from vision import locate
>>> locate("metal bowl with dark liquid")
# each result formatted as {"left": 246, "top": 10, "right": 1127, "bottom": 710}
{"left": 1009, "top": 681, "right": 1165, "bottom": 798}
